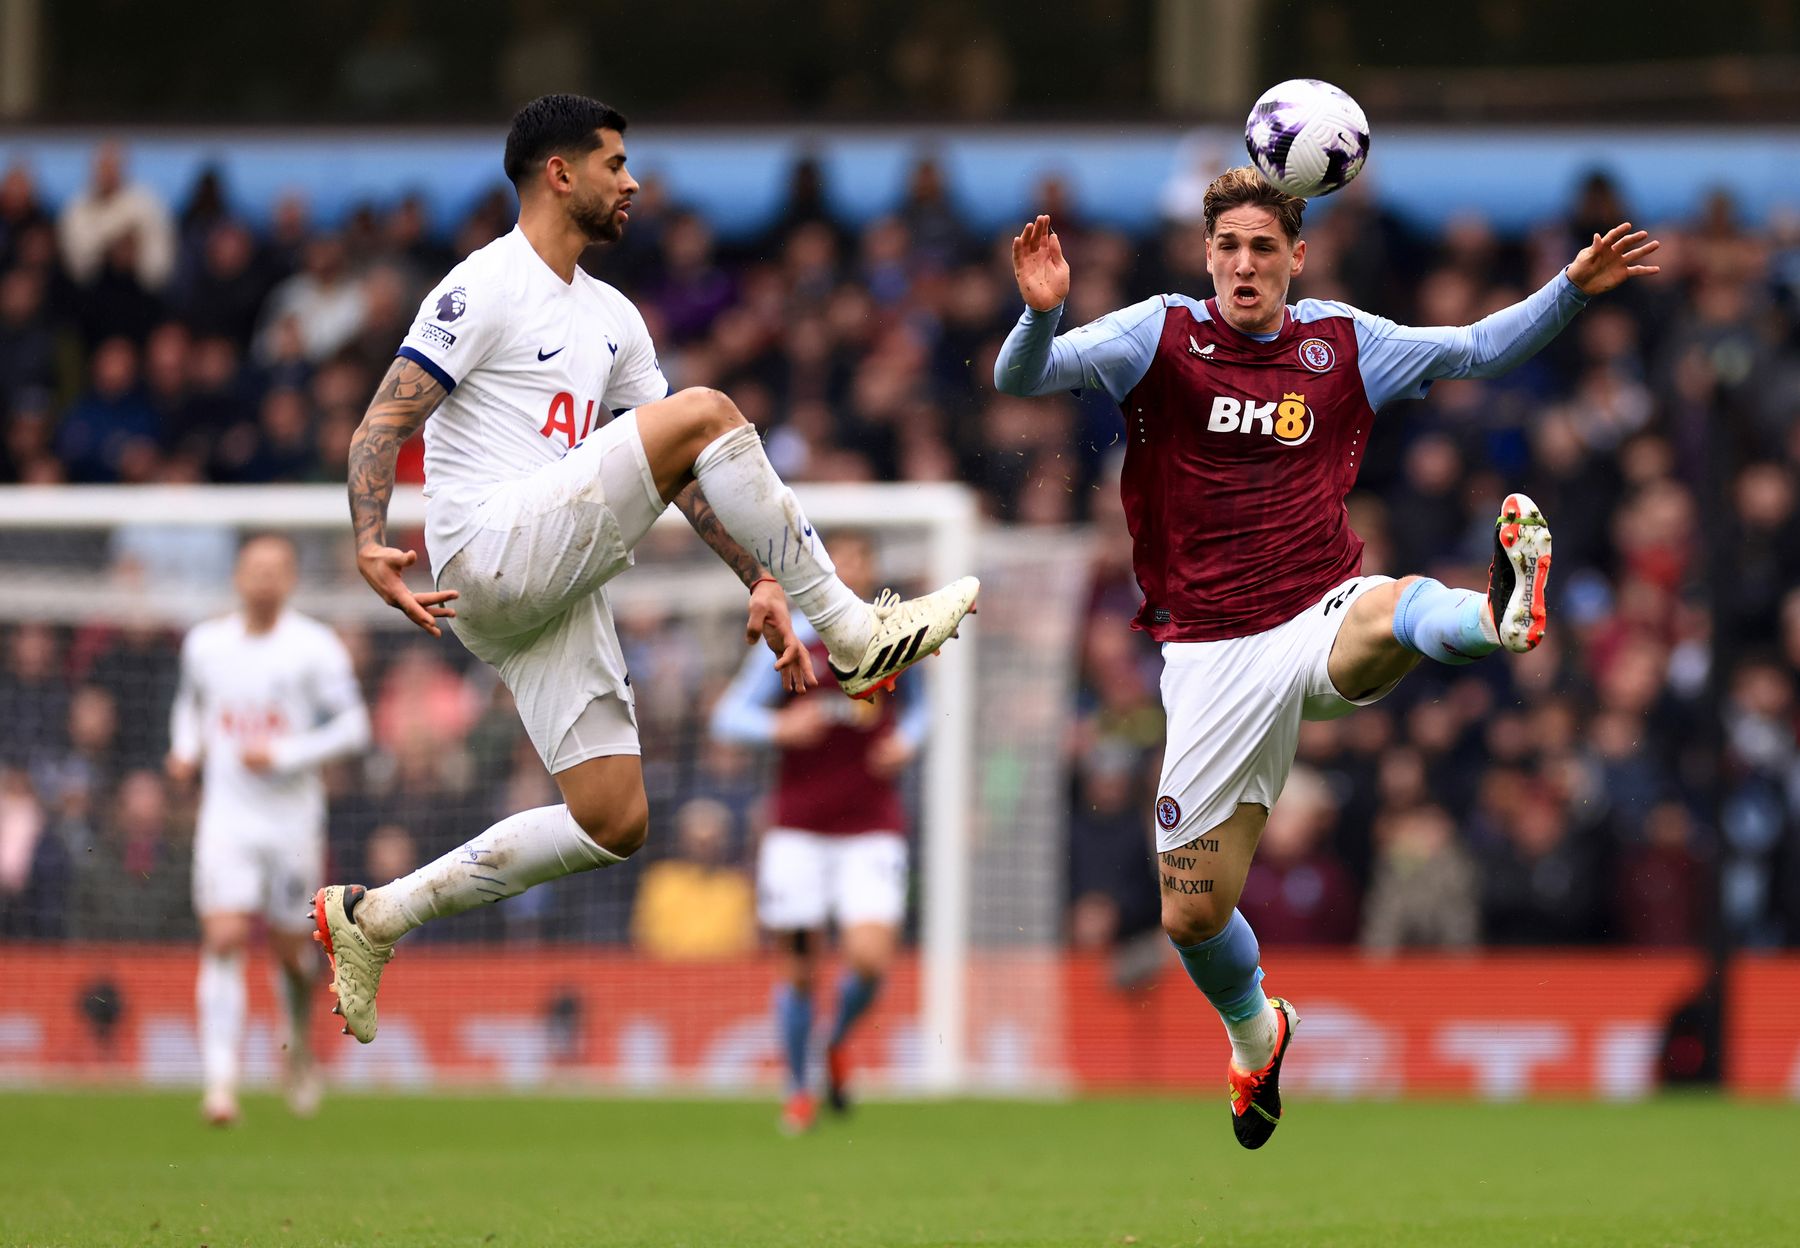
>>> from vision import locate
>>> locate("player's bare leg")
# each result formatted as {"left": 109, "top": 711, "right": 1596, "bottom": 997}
{"left": 269, "top": 926, "right": 323, "bottom": 1116}
{"left": 316, "top": 753, "right": 644, "bottom": 1043}
{"left": 196, "top": 912, "right": 251, "bottom": 1125}
{"left": 1333, "top": 493, "right": 1553, "bottom": 694}
{"left": 635, "top": 387, "right": 978, "bottom": 697}
{"left": 1159, "top": 802, "right": 1300, "bottom": 1150}
{"left": 774, "top": 930, "right": 820, "bottom": 1135}
{"left": 825, "top": 921, "right": 899, "bottom": 1114}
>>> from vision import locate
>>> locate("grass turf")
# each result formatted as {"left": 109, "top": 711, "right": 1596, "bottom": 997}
{"left": 2, "top": 1092, "right": 1795, "bottom": 1247}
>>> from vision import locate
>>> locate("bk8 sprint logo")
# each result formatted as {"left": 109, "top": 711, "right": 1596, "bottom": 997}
{"left": 1206, "top": 392, "right": 1313, "bottom": 446}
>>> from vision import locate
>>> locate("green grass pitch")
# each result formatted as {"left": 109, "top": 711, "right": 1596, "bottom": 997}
{"left": 4, "top": 1092, "right": 1796, "bottom": 1246}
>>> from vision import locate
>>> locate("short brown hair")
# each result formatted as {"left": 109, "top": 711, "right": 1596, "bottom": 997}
{"left": 1203, "top": 167, "right": 1306, "bottom": 241}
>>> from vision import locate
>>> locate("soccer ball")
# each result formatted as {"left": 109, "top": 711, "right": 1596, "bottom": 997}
{"left": 1244, "top": 79, "right": 1370, "bottom": 199}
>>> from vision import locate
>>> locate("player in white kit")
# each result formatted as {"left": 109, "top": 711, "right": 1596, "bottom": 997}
{"left": 312, "top": 95, "right": 978, "bottom": 1044}
{"left": 167, "top": 534, "right": 370, "bottom": 1124}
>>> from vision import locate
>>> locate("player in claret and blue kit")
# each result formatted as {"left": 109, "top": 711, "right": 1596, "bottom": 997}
{"left": 995, "top": 166, "right": 1660, "bottom": 1149}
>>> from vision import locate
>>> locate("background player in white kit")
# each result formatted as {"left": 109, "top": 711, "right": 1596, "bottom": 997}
{"left": 167, "top": 534, "right": 370, "bottom": 1124}
{"left": 312, "top": 95, "right": 977, "bottom": 1043}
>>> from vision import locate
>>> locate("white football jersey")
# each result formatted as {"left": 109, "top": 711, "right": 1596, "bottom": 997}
{"left": 398, "top": 226, "right": 671, "bottom": 577}
{"left": 169, "top": 611, "right": 369, "bottom": 840}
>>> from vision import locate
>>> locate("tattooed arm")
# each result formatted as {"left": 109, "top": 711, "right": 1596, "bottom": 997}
{"left": 671, "top": 480, "right": 766, "bottom": 588}
{"left": 673, "top": 480, "right": 817, "bottom": 693}
{"left": 348, "top": 357, "right": 460, "bottom": 637}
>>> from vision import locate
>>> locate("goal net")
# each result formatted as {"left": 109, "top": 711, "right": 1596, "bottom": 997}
{"left": 0, "top": 483, "right": 1087, "bottom": 1095}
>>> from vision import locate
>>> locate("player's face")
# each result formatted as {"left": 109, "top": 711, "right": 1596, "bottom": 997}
{"left": 567, "top": 129, "right": 639, "bottom": 244}
{"left": 234, "top": 538, "right": 297, "bottom": 615}
{"left": 1206, "top": 206, "right": 1307, "bottom": 335}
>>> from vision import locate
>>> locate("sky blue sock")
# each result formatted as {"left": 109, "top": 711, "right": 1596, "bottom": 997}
{"left": 827, "top": 971, "right": 881, "bottom": 1049}
{"left": 1171, "top": 909, "right": 1267, "bottom": 1023}
{"left": 775, "top": 984, "right": 812, "bottom": 1093}
{"left": 1392, "top": 577, "right": 1498, "bottom": 666}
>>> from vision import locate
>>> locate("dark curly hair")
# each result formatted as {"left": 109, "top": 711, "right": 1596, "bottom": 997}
{"left": 503, "top": 94, "right": 628, "bottom": 191}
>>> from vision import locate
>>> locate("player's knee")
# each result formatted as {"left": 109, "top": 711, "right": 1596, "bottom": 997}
{"left": 673, "top": 386, "right": 746, "bottom": 442}
{"left": 1161, "top": 894, "right": 1230, "bottom": 947}
{"left": 572, "top": 792, "right": 649, "bottom": 860}
{"left": 201, "top": 920, "right": 250, "bottom": 957}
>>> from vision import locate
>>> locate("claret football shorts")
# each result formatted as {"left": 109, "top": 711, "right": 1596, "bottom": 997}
{"left": 1153, "top": 574, "right": 1396, "bottom": 852}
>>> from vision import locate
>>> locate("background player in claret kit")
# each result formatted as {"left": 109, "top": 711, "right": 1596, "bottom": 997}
{"left": 311, "top": 95, "right": 977, "bottom": 1043}
{"left": 995, "top": 168, "right": 1660, "bottom": 1149}
{"left": 167, "top": 534, "right": 371, "bottom": 1125}
{"left": 712, "top": 531, "right": 924, "bottom": 1134}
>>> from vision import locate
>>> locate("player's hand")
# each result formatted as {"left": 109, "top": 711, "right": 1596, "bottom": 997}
{"left": 746, "top": 579, "right": 817, "bottom": 695}
{"left": 240, "top": 745, "right": 274, "bottom": 773}
{"left": 868, "top": 732, "right": 916, "bottom": 779}
{"left": 1567, "top": 222, "right": 1661, "bottom": 296}
{"left": 357, "top": 543, "right": 458, "bottom": 638}
{"left": 164, "top": 755, "right": 198, "bottom": 786}
{"left": 771, "top": 701, "right": 831, "bottom": 748}
{"left": 1012, "top": 214, "right": 1070, "bottom": 312}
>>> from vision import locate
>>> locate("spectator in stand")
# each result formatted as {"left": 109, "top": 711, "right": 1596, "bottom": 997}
{"left": 653, "top": 211, "right": 736, "bottom": 344}
{"left": 79, "top": 622, "right": 180, "bottom": 773}
{"left": 175, "top": 220, "right": 272, "bottom": 347}
{"left": 1067, "top": 743, "right": 1160, "bottom": 950}
{"left": 1238, "top": 766, "right": 1359, "bottom": 945}
{"left": 0, "top": 268, "right": 57, "bottom": 410}
{"left": 0, "top": 767, "right": 68, "bottom": 939}
{"left": 0, "top": 165, "right": 54, "bottom": 272}
{"left": 55, "top": 337, "right": 160, "bottom": 482}
{"left": 0, "top": 625, "right": 69, "bottom": 768}
{"left": 1614, "top": 801, "right": 1706, "bottom": 946}
{"left": 629, "top": 797, "right": 756, "bottom": 961}
{"left": 253, "top": 232, "right": 366, "bottom": 363}
{"left": 1361, "top": 803, "right": 1480, "bottom": 951}
{"left": 1478, "top": 789, "right": 1603, "bottom": 945}
{"left": 56, "top": 142, "right": 176, "bottom": 292}
{"left": 69, "top": 768, "right": 192, "bottom": 941}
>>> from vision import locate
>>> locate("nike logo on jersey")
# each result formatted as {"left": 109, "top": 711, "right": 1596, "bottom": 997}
{"left": 1188, "top": 337, "right": 1216, "bottom": 358}
{"left": 537, "top": 346, "right": 564, "bottom": 361}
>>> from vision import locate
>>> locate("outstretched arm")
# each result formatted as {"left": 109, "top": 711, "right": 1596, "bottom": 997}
{"left": 348, "top": 357, "right": 460, "bottom": 636}
{"left": 673, "top": 481, "right": 816, "bottom": 694}
{"left": 1354, "top": 223, "right": 1662, "bottom": 409}
{"left": 994, "top": 214, "right": 1164, "bottom": 402}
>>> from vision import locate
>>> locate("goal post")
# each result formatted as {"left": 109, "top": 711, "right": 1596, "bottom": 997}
{"left": 0, "top": 482, "right": 1083, "bottom": 1095}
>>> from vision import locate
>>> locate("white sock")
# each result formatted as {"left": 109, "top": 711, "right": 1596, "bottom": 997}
{"left": 692, "top": 423, "right": 874, "bottom": 668}
{"left": 354, "top": 805, "right": 622, "bottom": 945}
{"left": 197, "top": 949, "right": 245, "bottom": 1097}
{"left": 1225, "top": 999, "right": 1279, "bottom": 1072}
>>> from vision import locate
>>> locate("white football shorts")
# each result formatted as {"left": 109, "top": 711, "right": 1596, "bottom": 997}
{"left": 1154, "top": 574, "right": 1396, "bottom": 852}
{"left": 756, "top": 829, "right": 909, "bottom": 931}
{"left": 192, "top": 820, "right": 323, "bottom": 932}
{"left": 440, "top": 411, "right": 665, "bottom": 773}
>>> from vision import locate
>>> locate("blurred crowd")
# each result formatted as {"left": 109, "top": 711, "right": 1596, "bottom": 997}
{"left": 0, "top": 141, "right": 1797, "bottom": 951}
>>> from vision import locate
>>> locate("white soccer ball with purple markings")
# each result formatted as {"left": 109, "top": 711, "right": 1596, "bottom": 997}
{"left": 1244, "top": 78, "right": 1370, "bottom": 199}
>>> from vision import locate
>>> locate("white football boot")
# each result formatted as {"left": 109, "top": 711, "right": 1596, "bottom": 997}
{"left": 1488, "top": 493, "right": 1552, "bottom": 653}
{"left": 311, "top": 885, "right": 393, "bottom": 1044}
{"left": 830, "top": 576, "right": 980, "bottom": 700}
